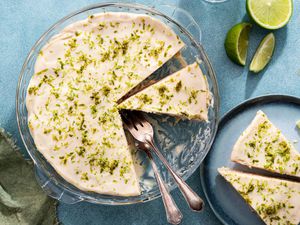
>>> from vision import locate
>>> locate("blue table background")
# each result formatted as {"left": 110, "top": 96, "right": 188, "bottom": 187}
{"left": 1, "top": 0, "right": 299, "bottom": 224}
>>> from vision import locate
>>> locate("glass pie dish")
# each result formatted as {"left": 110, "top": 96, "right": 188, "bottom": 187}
{"left": 16, "top": 2, "right": 219, "bottom": 205}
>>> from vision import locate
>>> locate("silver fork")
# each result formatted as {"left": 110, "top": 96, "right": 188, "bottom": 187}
{"left": 135, "top": 142, "right": 183, "bottom": 225}
{"left": 123, "top": 115, "right": 182, "bottom": 225}
{"left": 122, "top": 111, "right": 204, "bottom": 212}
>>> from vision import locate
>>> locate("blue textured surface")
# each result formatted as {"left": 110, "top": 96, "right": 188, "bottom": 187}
{"left": 1, "top": 0, "right": 300, "bottom": 224}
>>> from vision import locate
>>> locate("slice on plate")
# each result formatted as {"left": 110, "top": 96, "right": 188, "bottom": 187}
{"left": 218, "top": 167, "right": 300, "bottom": 225}
{"left": 231, "top": 110, "right": 300, "bottom": 178}
{"left": 118, "top": 62, "right": 211, "bottom": 121}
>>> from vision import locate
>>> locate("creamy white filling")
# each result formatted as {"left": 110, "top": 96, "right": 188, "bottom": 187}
{"left": 26, "top": 12, "right": 184, "bottom": 196}
{"left": 231, "top": 110, "right": 300, "bottom": 178}
{"left": 219, "top": 167, "right": 300, "bottom": 225}
{"left": 118, "top": 62, "right": 211, "bottom": 121}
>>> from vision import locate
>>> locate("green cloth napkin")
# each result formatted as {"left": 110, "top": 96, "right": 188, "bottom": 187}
{"left": 0, "top": 129, "right": 58, "bottom": 225}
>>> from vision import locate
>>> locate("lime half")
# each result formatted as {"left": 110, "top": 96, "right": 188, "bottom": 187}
{"left": 225, "top": 23, "right": 252, "bottom": 66}
{"left": 247, "top": 0, "right": 293, "bottom": 30}
{"left": 250, "top": 33, "right": 275, "bottom": 73}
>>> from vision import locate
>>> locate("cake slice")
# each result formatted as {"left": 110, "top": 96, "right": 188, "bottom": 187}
{"left": 218, "top": 167, "right": 300, "bottom": 225}
{"left": 118, "top": 62, "right": 211, "bottom": 121}
{"left": 231, "top": 110, "right": 300, "bottom": 178}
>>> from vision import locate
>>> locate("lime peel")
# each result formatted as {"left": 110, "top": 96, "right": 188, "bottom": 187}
{"left": 296, "top": 120, "right": 300, "bottom": 129}
{"left": 249, "top": 33, "right": 275, "bottom": 73}
{"left": 225, "top": 23, "right": 252, "bottom": 66}
{"left": 246, "top": 0, "right": 293, "bottom": 30}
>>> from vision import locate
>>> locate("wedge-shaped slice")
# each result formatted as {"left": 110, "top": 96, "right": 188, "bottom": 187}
{"left": 231, "top": 110, "right": 300, "bottom": 178}
{"left": 218, "top": 167, "right": 300, "bottom": 225}
{"left": 118, "top": 62, "right": 211, "bottom": 121}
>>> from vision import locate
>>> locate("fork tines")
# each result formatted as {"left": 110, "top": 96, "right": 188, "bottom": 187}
{"left": 121, "top": 110, "right": 152, "bottom": 132}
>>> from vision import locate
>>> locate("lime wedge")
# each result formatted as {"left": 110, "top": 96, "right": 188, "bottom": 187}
{"left": 296, "top": 120, "right": 300, "bottom": 129}
{"left": 249, "top": 33, "right": 275, "bottom": 73}
{"left": 247, "top": 0, "right": 293, "bottom": 30}
{"left": 225, "top": 23, "right": 252, "bottom": 66}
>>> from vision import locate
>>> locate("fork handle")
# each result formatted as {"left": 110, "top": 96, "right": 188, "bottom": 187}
{"left": 145, "top": 136, "right": 204, "bottom": 212}
{"left": 146, "top": 151, "right": 183, "bottom": 225}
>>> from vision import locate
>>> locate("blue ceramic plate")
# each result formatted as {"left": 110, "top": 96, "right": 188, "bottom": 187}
{"left": 200, "top": 95, "right": 300, "bottom": 225}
